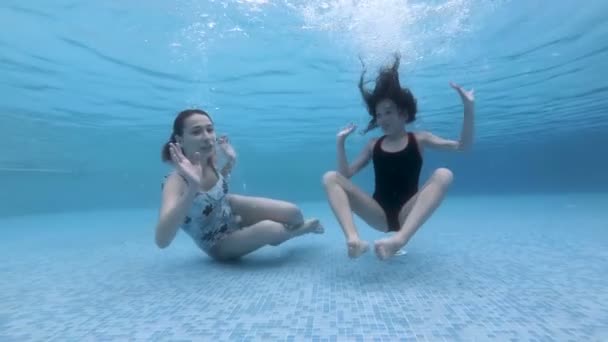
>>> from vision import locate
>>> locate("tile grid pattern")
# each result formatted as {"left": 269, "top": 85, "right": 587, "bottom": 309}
{"left": 1, "top": 196, "right": 607, "bottom": 341}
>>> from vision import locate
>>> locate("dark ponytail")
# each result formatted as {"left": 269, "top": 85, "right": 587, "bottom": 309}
{"left": 161, "top": 134, "right": 177, "bottom": 162}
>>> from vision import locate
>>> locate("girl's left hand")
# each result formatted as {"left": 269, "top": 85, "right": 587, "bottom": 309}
{"left": 217, "top": 135, "right": 237, "bottom": 160}
{"left": 450, "top": 82, "right": 474, "bottom": 103}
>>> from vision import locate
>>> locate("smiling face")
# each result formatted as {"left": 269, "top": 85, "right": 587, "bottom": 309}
{"left": 175, "top": 113, "right": 216, "bottom": 159}
{"left": 374, "top": 98, "right": 409, "bottom": 134}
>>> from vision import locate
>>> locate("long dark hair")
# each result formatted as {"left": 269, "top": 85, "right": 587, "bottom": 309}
{"left": 359, "top": 54, "right": 418, "bottom": 134}
{"left": 161, "top": 109, "right": 212, "bottom": 162}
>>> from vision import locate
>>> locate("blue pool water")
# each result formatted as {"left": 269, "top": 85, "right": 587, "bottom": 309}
{"left": 1, "top": 1, "right": 607, "bottom": 341}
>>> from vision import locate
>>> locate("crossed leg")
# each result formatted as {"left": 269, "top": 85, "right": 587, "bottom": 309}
{"left": 209, "top": 195, "right": 323, "bottom": 261}
{"left": 228, "top": 194, "right": 306, "bottom": 228}
{"left": 374, "top": 168, "right": 454, "bottom": 260}
{"left": 322, "top": 171, "right": 389, "bottom": 258}
{"left": 210, "top": 219, "right": 321, "bottom": 261}
{"left": 322, "top": 168, "right": 453, "bottom": 260}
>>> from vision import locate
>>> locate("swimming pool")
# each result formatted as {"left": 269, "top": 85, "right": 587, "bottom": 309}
{"left": 1, "top": 1, "right": 607, "bottom": 340}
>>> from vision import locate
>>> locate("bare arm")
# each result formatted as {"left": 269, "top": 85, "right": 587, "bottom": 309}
{"left": 217, "top": 136, "right": 236, "bottom": 178}
{"left": 155, "top": 173, "right": 197, "bottom": 248}
{"left": 337, "top": 138, "right": 375, "bottom": 179}
{"left": 220, "top": 159, "right": 235, "bottom": 178}
{"left": 418, "top": 82, "right": 475, "bottom": 152}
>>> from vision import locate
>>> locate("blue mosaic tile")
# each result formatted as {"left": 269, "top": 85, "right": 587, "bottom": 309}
{"left": 1, "top": 195, "right": 607, "bottom": 341}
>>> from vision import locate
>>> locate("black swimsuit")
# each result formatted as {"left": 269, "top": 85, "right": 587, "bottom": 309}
{"left": 372, "top": 133, "right": 423, "bottom": 232}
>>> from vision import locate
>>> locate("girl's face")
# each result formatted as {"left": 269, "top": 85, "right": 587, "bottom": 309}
{"left": 177, "top": 114, "right": 216, "bottom": 159}
{"left": 375, "top": 98, "right": 408, "bottom": 134}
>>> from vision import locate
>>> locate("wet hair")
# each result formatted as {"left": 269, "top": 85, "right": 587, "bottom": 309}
{"left": 161, "top": 109, "right": 213, "bottom": 162}
{"left": 358, "top": 54, "right": 417, "bottom": 134}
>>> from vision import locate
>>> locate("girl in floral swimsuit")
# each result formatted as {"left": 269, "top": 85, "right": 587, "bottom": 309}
{"left": 155, "top": 109, "right": 323, "bottom": 261}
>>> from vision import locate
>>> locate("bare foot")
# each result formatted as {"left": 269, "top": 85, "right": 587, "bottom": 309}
{"left": 374, "top": 237, "right": 404, "bottom": 260}
{"left": 304, "top": 218, "right": 324, "bottom": 234}
{"left": 289, "top": 218, "right": 324, "bottom": 235}
{"left": 347, "top": 239, "right": 369, "bottom": 259}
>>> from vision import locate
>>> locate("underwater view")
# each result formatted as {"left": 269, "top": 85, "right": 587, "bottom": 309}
{"left": 1, "top": 0, "right": 607, "bottom": 341}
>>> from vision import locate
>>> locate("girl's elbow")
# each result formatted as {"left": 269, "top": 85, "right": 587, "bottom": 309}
{"left": 458, "top": 141, "right": 472, "bottom": 151}
{"left": 155, "top": 227, "right": 173, "bottom": 249}
{"left": 155, "top": 235, "right": 171, "bottom": 249}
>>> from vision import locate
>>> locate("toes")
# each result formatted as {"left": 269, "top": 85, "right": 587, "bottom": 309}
{"left": 373, "top": 240, "right": 397, "bottom": 260}
{"left": 347, "top": 240, "right": 368, "bottom": 258}
{"left": 375, "top": 245, "right": 386, "bottom": 260}
{"left": 311, "top": 220, "right": 324, "bottom": 234}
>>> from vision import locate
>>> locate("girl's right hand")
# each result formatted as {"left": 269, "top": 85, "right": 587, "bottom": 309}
{"left": 337, "top": 122, "right": 357, "bottom": 140}
{"left": 169, "top": 143, "right": 202, "bottom": 190}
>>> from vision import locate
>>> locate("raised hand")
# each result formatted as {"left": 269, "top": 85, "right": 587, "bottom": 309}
{"left": 217, "top": 135, "right": 236, "bottom": 161}
{"left": 337, "top": 122, "right": 357, "bottom": 140}
{"left": 450, "top": 82, "right": 474, "bottom": 103}
{"left": 169, "top": 142, "right": 202, "bottom": 189}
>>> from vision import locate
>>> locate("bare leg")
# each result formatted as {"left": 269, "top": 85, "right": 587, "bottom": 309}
{"left": 228, "top": 194, "right": 315, "bottom": 229}
{"left": 374, "top": 168, "right": 454, "bottom": 260}
{"left": 322, "top": 171, "right": 388, "bottom": 258}
{"left": 210, "top": 219, "right": 322, "bottom": 261}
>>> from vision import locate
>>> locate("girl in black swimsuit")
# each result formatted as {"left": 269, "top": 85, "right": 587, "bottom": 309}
{"left": 322, "top": 54, "right": 475, "bottom": 260}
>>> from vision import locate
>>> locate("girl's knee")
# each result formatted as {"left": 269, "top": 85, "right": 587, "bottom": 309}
{"left": 277, "top": 202, "right": 303, "bottom": 226}
{"left": 322, "top": 171, "right": 340, "bottom": 187}
{"left": 285, "top": 203, "right": 302, "bottom": 218}
{"left": 433, "top": 168, "right": 454, "bottom": 187}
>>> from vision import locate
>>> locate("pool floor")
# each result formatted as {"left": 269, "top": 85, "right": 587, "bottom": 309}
{"left": 1, "top": 194, "right": 607, "bottom": 341}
